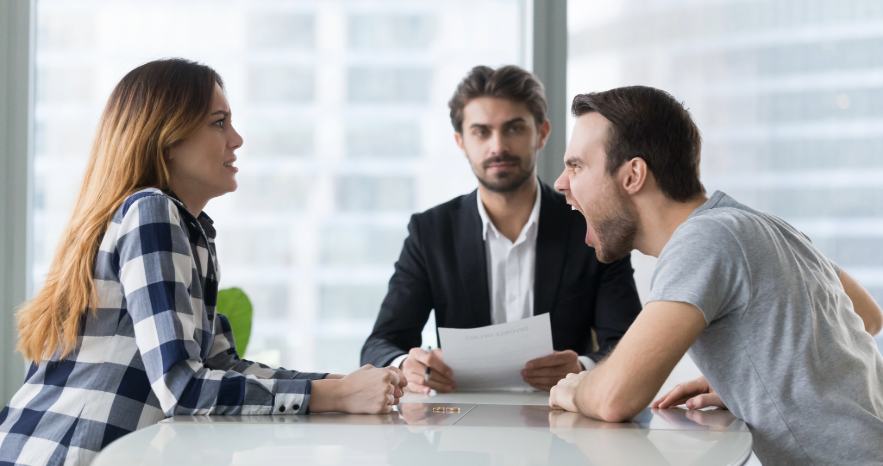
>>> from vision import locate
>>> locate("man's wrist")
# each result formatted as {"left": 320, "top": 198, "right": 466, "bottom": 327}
{"left": 577, "top": 356, "right": 597, "bottom": 372}
{"left": 390, "top": 354, "right": 409, "bottom": 369}
{"left": 572, "top": 376, "right": 589, "bottom": 414}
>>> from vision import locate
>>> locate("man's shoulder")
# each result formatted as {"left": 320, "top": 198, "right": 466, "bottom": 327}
{"left": 665, "top": 209, "right": 769, "bottom": 267}
{"left": 410, "top": 190, "right": 477, "bottom": 223}
{"left": 687, "top": 206, "right": 772, "bottom": 240}
{"left": 678, "top": 209, "right": 748, "bottom": 242}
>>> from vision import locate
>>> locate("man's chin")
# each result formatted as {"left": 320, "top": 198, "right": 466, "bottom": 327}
{"left": 478, "top": 174, "right": 530, "bottom": 194}
{"left": 592, "top": 245, "right": 633, "bottom": 264}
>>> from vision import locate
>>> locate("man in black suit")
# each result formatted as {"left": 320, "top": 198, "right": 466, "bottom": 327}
{"left": 361, "top": 65, "right": 642, "bottom": 393}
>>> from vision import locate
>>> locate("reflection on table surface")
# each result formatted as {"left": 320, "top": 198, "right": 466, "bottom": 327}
{"left": 164, "top": 403, "right": 747, "bottom": 432}
{"left": 401, "top": 389, "right": 551, "bottom": 406}
{"left": 94, "top": 404, "right": 751, "bottom": 466}
{"left": 162, "top": 403, "right": 478, "bottom": 427}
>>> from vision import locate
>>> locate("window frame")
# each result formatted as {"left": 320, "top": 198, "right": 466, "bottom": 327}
{"left": 0, "top": 0, "right": 35, "bottom": 405}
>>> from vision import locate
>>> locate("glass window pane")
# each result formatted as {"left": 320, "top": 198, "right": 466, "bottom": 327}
{"left": 347, "top": 118, "right": 421, "bottom": 158}
{"left": 348, "top": 13, "right": 437, "bottom": 50}
{"left": 248, "top": 66, "right": 314, "bottom": 103}
{"left": 348, "top": 67, "right": 432, "bottom": 103}
{"left": 247, "top": 13, "right": 314, "bottom": 49}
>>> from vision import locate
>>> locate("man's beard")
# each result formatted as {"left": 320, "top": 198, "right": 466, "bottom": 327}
{"left": 590, "top": 191, "right": 638, "bottom": 264}
{"left": 473, "top": 152, "right": 535, "bottom": 194}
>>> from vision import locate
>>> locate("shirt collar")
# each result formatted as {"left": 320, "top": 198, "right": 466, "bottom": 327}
{"left": 165, "top": 189, "right": 216, "bottom": 239}
{"left": 477, "top": 182, "right": 542, "bottom": 241}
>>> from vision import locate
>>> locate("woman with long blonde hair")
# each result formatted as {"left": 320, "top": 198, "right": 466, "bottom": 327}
{"left": 0, "top": 59, "right": 406, "bottom": 466}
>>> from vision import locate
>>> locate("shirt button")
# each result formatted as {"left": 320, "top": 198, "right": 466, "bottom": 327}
{"left": 279, "top": 406, "right": 286, "bottom": 413}
{"left": 292, "top": 404, "right": 300, "bottom": 411}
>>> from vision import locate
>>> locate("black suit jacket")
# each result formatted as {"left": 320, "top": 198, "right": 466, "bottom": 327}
{"left": 360, "top": 181, "right": 643, "bottom": 367}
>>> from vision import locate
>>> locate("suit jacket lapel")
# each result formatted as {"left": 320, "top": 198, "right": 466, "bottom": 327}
{"left": 534, "top": 182, "right": 571, "bottom": 317}
{"left": 451, "top": 190, "right": 492, "bottom": 328}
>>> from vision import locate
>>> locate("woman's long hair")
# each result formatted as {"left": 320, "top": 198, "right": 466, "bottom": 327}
{"left": 17, "top": 58, "right": 223, "bottom": 362}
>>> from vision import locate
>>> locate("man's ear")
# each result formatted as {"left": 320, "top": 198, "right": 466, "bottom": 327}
{"left": 454, "top": 131, "right": 466, "bottom": 153}
{"left": 536, "top": 119, "right": 552, "bottom": 150}
{"left": 620, "top": 157, "right": 648, "bottom": 195}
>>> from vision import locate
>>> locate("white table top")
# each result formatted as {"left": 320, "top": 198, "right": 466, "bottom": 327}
{"left": 93, "top": 391, "right": 751, "bottom": 466}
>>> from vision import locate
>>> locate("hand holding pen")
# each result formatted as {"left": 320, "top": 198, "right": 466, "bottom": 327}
{"left": 401, "top": 345, "right": 456, "bottom": 394}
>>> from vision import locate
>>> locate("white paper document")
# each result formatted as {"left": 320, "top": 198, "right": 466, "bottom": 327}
{"left": 438, "top": 313, "right": 554, "bottom": 391}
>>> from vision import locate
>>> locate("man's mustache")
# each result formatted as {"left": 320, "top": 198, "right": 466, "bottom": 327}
{"left": 482, "top": 154, "right": 521, "bottom": 169}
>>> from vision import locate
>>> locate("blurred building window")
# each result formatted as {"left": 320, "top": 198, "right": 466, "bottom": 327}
{"left": 348, "top": 66, "right": 433, "bottom": 103}
{"left": 335, "top": 176, "right": 414, "bottom": 212}
{"left": 33, "top": 0, "right": 523, "bottom": 373}
{"left": 348, "top": 14, "right": 437, "bottom": 50}
{"left": 247, "top": 119, "right": 315, "bottom": 156}
{"left": 347, "top": 118, "right": 421, "bottom": 158}
{"left": 248, "top": 66, "right": 315, "bottom": 103}
{"left": 247, "top": 13, "right": 314, "bottom": 50}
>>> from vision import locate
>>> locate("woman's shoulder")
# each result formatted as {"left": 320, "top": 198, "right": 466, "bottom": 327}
{"left": 112, "top": 188, "right": 185, "bottom": 226}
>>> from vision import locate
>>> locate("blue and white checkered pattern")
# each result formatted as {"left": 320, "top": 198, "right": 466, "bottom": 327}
{"left": 0, "top": 189, "right": 326, "bottom": 466}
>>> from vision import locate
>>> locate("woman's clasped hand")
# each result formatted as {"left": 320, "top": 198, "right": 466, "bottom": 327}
{"left": 312, "top": 366, "right": 409, "bottom": 414}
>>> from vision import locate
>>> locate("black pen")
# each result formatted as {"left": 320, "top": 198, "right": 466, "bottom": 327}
{"left": 424, "top": 345, "right": 432, "bottom": 383}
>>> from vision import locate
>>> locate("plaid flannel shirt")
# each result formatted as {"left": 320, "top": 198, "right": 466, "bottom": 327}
{"left": 0, "top": 189, "right": 326, "bottom": 466}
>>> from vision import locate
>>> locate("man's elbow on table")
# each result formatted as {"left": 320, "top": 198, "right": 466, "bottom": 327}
{"left": 594, "top": 404, "right": 634, "bottom": 423}
{"left": 575, "top": 382, "right": 645, "bottom": 423}
{"left": 592, "top": 393, "right": 645, "bottom": 423}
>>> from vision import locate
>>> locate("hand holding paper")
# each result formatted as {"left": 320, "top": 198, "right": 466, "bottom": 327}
{"left": 438, "top": 313, "right": 555, "bottom": 391}
{"left": 522, "top": 349, "right": 583, "bottom": 391}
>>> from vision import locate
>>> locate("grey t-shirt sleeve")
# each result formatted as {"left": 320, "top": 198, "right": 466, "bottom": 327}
{"left": 829, "top": 260, "right": 841, "bottom": 278}
{"left": 647, "top": 216, "right": 752, "bottom": 324}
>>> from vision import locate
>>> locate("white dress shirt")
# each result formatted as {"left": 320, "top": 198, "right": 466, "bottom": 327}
{"left": 478, "top": 186, "right": 541, "bottom": 326}
{"left": 392, "top": 186, "right": 595, "bottom": 372}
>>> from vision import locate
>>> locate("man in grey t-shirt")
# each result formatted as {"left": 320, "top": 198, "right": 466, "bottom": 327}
{"left": 547, "top": 86, "right": 883, "bottom": 465}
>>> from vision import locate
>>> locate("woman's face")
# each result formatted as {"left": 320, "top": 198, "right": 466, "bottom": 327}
{"left": 166, "top": 84, "right": 243, "bottom": 207}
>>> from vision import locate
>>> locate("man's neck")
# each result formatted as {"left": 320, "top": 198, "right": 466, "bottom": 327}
{"left": 634, "top": 193, "right": 708, "bottom": 258}
{"left": 479, "top": 176, "right": 539, "bottom": 243}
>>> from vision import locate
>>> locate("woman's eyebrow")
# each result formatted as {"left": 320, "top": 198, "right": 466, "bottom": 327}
{"left": 211, "top": 110, "right": 229, "bottom": 117}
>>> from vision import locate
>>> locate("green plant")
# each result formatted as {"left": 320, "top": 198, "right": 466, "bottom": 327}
{"left": 216, "top": 287, "right": 253, "bottom": 355}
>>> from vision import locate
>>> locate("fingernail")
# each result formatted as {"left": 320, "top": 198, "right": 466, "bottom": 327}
{"left": 525, "top": 362, "right": 533, "bottom": 369}
{"left": 445, "top": 385, "right": 452, "bottom": 392}
{"left": 521, "top": 370, "right": 526, "bottom": 376}
{"left": 424, "top": 387, "right": 430, "bottom": 394}
{"left": 686, "top": 399, "right": 694, "bottom": 409}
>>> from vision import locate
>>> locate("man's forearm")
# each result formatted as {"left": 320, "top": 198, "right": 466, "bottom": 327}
{"left": 572, "top": 362, "right": 647, "bottom": 423}
{"left": 841, "top": 270, "right": 883, "bottom": 335}
{"left": 568, "top": 302, "right": 708, "bottom": 423}
{"left": 573, "top": 368, "right": 605, "bottom": 420}
{"left": 361, "top": 336, "right": 410, "bottom": 368}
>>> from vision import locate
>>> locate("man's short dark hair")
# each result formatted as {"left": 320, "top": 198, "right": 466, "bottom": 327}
{"left": 449, "top": 65, "right": 548, "bottom": 133}
{"left": 571, "top": 86, "right": 705, "bottom": 202}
